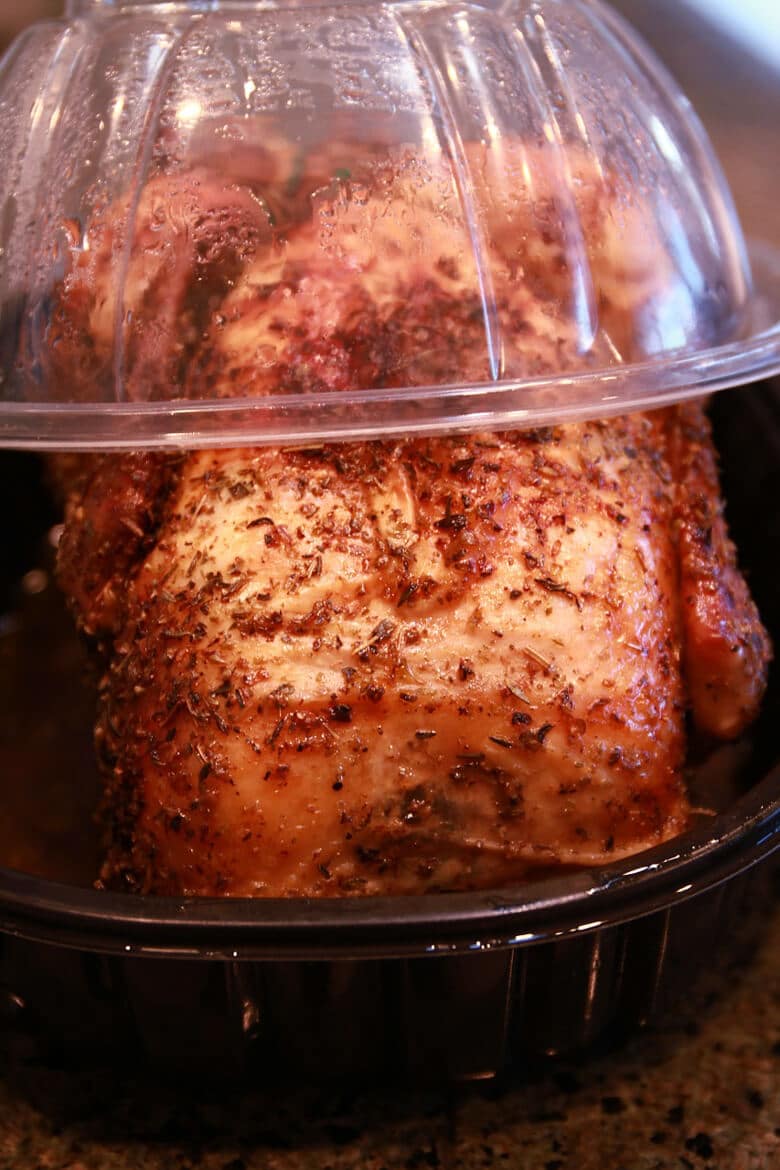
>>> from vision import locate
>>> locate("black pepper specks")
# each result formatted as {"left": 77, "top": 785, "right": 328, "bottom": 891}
{"left": 685, "top": 1132, "right": 714, "bottom": 1160}
{"left": 435, "top": 510, "right": 467, "bottom": 532}
{"left": 328, "top": 704, "right": 352, "bottom": 723}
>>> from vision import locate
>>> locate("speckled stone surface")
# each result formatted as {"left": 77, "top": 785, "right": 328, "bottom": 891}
{"left": 1, "top": 888, "right": 778, "bottom": 1170}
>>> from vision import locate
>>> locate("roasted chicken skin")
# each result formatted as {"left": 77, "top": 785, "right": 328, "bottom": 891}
{"left": 58, "top": 407, "right": 769, "bottom": 897}
{"left": 665, "top": 404, "right": 771, "bottom": 739}
{"left": 53, "top": 143, "right": 770, "bottom": 896}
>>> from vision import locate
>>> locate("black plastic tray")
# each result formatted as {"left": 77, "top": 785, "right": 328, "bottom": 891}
{"left": 1, "top": 383, "right": 778, "bottom": 1083}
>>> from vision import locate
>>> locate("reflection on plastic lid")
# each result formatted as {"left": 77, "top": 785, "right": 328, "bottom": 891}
{"left": 0, "top": 0, "right": 778, "bottom": 451}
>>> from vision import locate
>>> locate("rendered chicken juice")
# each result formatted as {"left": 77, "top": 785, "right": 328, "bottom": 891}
{"left": 1, "top": 0, "right": 778, "bottom": 898}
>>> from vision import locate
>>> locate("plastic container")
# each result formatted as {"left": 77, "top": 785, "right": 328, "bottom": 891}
{"left": 0, "top": 0, "right": 779, "bottom": 1081}
{"left": 0, "top": 0, "right": 779, "bottom": 449}
{"left": 0, "top": 382, "right": 779, "bottom": 1082}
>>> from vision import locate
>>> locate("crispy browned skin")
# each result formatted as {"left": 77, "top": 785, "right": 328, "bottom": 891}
{"left": 59, "top": 453, "right": 177, "bottom": 637}
{"left": 61, "top": 416, "right": 696, "bottom": 897}
{"left": 666, "top": 404, "right": 771, "bottom": 739}
{"left": 54, "top": 145, "right": 770, "bottom": 896}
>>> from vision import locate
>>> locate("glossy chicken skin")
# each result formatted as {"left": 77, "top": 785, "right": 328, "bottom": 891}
{"left": 60, "top": 406, "right": 764, "bottom": 898}
{"left": 666, "top": 404, "right": 770, "bottom": 738}
{"left": 53, "top": 143, "right": 770, "bottom": 896}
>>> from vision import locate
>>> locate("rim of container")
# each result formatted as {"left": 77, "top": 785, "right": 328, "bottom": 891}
{"left": 2, "top": 241, "right": 779, "bottom": 453}
{"left": 0, "top": 764, "right": 777, "bottom": 960}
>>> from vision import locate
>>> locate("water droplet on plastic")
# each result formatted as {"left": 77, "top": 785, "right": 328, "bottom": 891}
{"left": 21, "top": 569, "right": 48, "bottom": 596}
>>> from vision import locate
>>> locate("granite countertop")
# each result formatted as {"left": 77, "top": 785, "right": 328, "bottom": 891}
{"left": 1, "top": 886, "right": 778, "bottom": 1170}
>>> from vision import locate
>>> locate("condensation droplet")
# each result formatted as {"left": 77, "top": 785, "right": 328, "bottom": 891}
{"left": 21, "top": 569, "right": 48, "bottom": 595}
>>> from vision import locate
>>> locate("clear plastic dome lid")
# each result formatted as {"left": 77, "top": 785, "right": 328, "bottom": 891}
{"left": 0, "top": 0, "right": 778, "bottom": 450}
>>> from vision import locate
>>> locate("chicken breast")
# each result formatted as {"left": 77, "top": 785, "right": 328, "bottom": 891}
{"left": 53, "top": 139, "right": 770, "bottom": 896}
{"left": 57, "top": 404, "right": 768, "bottom": 897}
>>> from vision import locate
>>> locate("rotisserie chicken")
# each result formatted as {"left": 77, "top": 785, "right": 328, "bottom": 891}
{"left": 53, "top": 138, "right": 770, "bottom": 896}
